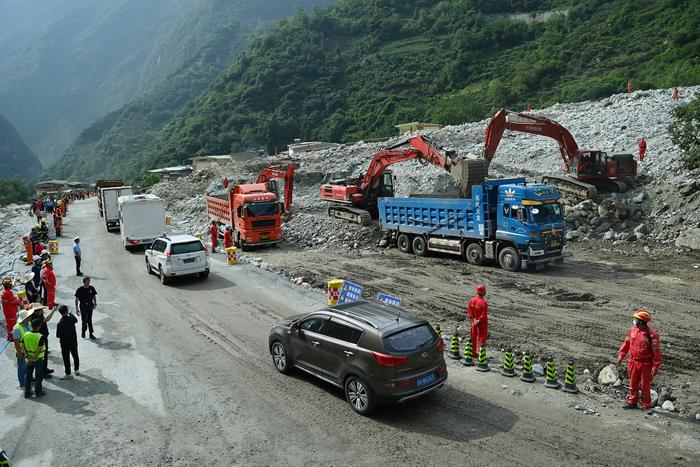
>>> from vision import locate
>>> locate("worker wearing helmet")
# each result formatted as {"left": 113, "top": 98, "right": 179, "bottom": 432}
{"left": 41, "top": 260, "right": 56, "bottom": 309}
{"left": 1, "top": 277, "right": 19, "bottom": 342}
{"left": 617, "top": 309, "right": 662, "bottom": 410}
{"left": 223, "top": 226, "right": 233, "bottom": 250}
{"left": 210, "top": 221, "right": 219, "bottom": 253}
{"left": 467, "top": 284, "right": 489, "bottom": 357}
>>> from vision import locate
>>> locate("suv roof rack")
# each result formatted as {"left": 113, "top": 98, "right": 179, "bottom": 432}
{"left": 330, "top": 308, "right": 379, "bottom": 329}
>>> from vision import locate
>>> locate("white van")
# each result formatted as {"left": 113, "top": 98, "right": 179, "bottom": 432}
{"left": 102, "top": 186, "right": 133, "bottom": 231}
{"left": 118, "top": 194, "right": 166, "bottom": 250}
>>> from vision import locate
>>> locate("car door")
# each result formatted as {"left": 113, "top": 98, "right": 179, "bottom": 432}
{"left": 316, "top": 318, "right": 363, "bottom": 384}
{"left": 289, "top": 315, "right": 329, "bottom": 374}
{"left": 146, "top": 240, "right": 159, "bottom": 269}
{"left": 152, "top": 240, "right": 166, "bottom": 269}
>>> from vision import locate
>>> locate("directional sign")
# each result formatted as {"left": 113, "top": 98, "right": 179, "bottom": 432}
{"left": 376, "top": 292, "right": 401, "bottom": 307}
{"left": 337, "top": 280, "right": 363, "bottom": 304}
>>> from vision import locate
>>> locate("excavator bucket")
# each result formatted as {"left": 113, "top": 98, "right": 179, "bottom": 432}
{"left": 450, "top": 157, "right": 488, "bottom": 197}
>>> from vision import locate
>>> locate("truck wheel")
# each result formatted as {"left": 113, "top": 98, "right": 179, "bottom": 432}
{"left": 465, "top": 243, "right": 484, "bottom": 265}
{"left": 412, "top": 236, "right": 428, "bottom": 257}
{"left": 397, "top": 233, "right": 413, "bottom": 253}
{"left": 498, "top": 247, "right": 521, "bottom": 272}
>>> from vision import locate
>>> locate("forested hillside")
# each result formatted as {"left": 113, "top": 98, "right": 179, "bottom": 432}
{"left": 136, "top": 0, "right": 698, "bottom": 174}
{"left": 0, "top": 114, "right": 42, "bottom": 180}
{"left": 49, "top": 0, "right": 335, "bottom": 181}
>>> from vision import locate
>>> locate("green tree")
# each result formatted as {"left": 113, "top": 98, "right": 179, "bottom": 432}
{"left": 668, "top": 97, "right": 700, "bottom": 169}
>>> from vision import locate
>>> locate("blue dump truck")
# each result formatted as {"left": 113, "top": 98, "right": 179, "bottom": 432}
{"left": 378, "top": 178, "right": 566, "bottom": 271}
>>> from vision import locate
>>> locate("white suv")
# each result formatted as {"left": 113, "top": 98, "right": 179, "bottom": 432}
{"left": 145, "top": 234, "right": 210, "bottom": 284}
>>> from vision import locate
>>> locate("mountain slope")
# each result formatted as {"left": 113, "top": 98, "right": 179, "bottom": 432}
{"left": 139, "top": 0, "right": 699, "bottom": 171}
{"left": 0, "top": 0, "right": 188, "bottom": 161}
{"left": 49, "top": 0, "right": 336, "bottom": 181}
{"left": 0, "top": 114, "right": 42, "bottom": 180}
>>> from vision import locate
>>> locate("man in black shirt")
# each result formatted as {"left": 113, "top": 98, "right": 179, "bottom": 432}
{"left": 55, "top": 305, "right": 80, "bottom": 379}
{"left": 74, "top": 276, "right": 97, "bottom": 339}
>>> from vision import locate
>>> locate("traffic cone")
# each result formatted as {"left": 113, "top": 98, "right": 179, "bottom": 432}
{"left": 475, "top": 345, "right": 490, "bottom": 372}
{"left": 462, "top": 339, "right": 474, "bottom": 366}
{"left": 562, "top": 360, "right": 579, "bottom": 394}
{"left": 448, "top": 334, "right": 460, "bottom": 359}
{"left": 434, "top": 323, "right": 442, "bottom": 337}
{"left": 501, "top": 348, "right": 516, "bottom": 377}
{"left": 520, "top": 352, "right": 536, "bottom": 383}
{"left": 544, "top": 355, "right": 561, "bottom": 389}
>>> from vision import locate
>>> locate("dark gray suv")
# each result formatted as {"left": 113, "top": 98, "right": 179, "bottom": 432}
{"left": 268, "top": 301, "right": 447, "bottom": 414}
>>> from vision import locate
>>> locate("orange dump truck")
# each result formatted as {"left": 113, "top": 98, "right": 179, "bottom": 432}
{"left": 205, "top": 183, "right": 284, "bottom": 250}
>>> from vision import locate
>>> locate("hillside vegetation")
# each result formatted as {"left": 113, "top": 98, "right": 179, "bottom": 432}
{"left": 0, "top": 114, "right": 42, "bottom": 181}
{"left": 139, "top": 0, "right": 698, "bottom": 173}
{"left": 49, "top": 0, "right": 335, "bottom": 181}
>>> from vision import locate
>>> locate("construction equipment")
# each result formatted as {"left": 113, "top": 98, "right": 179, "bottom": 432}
{"left": 378, "top": 178, "right": 566, "bottom": 271}
{"left": 483, "top": 109, "right": 637, "bottom": 199}
{"left": 320, "top": 136, "right": 486, "bottom": 225}
{"left": 255, "top": 163, "right": 295, "bottom": 212}
{"left": 95, "top": 179, "right": 124, "bottom": 217}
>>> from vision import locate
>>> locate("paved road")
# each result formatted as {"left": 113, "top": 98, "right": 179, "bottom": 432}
{"left": 1, "top": 199, "right": 698, "bottom": 466}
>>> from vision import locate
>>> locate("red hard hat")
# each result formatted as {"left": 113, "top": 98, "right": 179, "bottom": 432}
{"left": 633, "top": 309, "right": 651, "bottom": 323}
{"left": 476, "top": 284, "right": 486, "bottom": 295}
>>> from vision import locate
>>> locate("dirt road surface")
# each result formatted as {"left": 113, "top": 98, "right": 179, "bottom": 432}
{"left": 1, "top": 199, "right": 698, "bottom": 466}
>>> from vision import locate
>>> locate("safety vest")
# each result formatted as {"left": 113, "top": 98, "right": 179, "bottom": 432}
{"left": 22, "top": 331, "right": 45, "bottom": 361}
{"left": 13, "top": 322, "right": 29, "bottom": 340}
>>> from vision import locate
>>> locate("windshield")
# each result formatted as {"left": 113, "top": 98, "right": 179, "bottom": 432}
{"left": 247, "top": 201, "right": 277, "bottom": 217}
{"left": 528, "top": 203, "right": 562, "bottom": 225}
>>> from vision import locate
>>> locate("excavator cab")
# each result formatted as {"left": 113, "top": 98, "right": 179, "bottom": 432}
{"left": 377, "top": 171, "right": 395, "bottom": 198}
{"left": 573, "top": 150, "right": 607, "bottom": 178}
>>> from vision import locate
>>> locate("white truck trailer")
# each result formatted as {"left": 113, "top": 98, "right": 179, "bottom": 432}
{"left": 118, "top": 194, "right": 166, "bottom": 250}
{"left": 101, "top": 186, "right": 133, "bottom": 231}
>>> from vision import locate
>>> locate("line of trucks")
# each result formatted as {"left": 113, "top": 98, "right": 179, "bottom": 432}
{"left": 95, "top": 109, "right": 638, "bottom": 272}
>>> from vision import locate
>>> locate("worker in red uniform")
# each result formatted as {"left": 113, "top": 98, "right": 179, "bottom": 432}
{"left": 617, "top": 310, "right": 662, "bottom": 410}
{"left": 41, "top": 259, "right": 56, "bottom": 309}
{"left": 223, "top": 226, "right": 233, "bottom": 250}
{"left": 626, "top": 81, "right": 633, "bottom": 93}
{"left": 53, "top": 209, "right": 63, "bottom": 237}
{"left": 638, "top": 138, "right": 647, "bottom": 161}
{"left": 2, "top": 277, "right": 20, "bottom": 342}
{"left": 210, "top": 221, "right": 219, "bottom": 253}
{"left": 467, "top": 284, "right": 489, "bottom": 357}
{"left": 672, "top": 87, "right": 679, "bottom": 101}
{"left": 223, "top": 177, "right": 229, "bottom": 189}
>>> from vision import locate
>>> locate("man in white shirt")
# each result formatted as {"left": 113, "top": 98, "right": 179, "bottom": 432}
{"left": 73, "top": 237, "right": 83, "bottom": 276}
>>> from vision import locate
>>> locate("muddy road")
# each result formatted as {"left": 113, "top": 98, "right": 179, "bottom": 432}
{"left": 250, "top": 236, "right": 700, "bottom": 415}
{"left": 1, "top": 199, "right": 698, "bottom": 466}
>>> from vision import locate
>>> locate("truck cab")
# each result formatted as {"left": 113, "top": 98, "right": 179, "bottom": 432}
{"left": 206, "top": 183, "right": 284, "bottom": 249}
{"left": 492, "top": 182, "right": 566, "bottom": 269}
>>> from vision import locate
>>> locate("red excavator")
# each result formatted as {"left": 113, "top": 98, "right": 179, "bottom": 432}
{"left": 320, "top": 135, "right": 484, "bottom": 224}
{"left": 483, "top": 109, "right": 637, "bottom": 198}
{"left": 256, "top": 163, "right": 295, "bottom": 212}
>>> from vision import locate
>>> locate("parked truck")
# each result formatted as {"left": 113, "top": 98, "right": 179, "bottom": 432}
{"left": 205, "top": 183, "right": 284, "bottom": 250}
{"left": 378, "top": 178, "right": 566, "bottom": 271}
{"left": 118, "top": 194, "right": 166, "bottom": 250}
{"left": 101, "top": 186, "right": 133, "bottom": 231}
{"left": 95, "top": 179, "right": 124, "bottom": 216}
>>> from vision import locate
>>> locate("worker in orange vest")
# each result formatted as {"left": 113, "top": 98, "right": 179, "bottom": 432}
{"left": 638, "top": 138, "right": 647, "bottom": 161}
{"left": 467, "top": 284, "right": 489, "bottom": 357}
{"left": 617, "top": 310, "right": 662, "bottom": 410}
{"left": 22, "top": 235, "right": 33, "bottom": 265}
{"left": 223, "top": 226, "right": 233, "bottom": 250}
{"left": 626, "top": 81, "right": 633, "bottom": 93}
{"left": 672, "top": 87, "right": 679, "bottom": 101}
{"left": 210, "top": 221, "right": 219, "bottom": 253}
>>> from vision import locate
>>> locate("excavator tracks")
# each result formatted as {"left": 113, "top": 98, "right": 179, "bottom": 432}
{"left": 541, "top": 175, "right": 598, "bottom": 200}
{"left": 328, "top": 205, "right": 372, "bottom": 226}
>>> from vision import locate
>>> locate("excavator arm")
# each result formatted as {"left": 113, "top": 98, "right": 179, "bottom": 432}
{"left": 360, "top": 135, "right": 455, "bottom": 193}
{"left": 256, "top": 163, "right": 295, "bottom": 211}
{"left": 483, "top": 109, "right": 580, "bottom": 171}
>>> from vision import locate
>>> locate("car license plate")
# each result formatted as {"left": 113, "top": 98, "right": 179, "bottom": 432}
{"left": 416, "top": 373, "right": 437, "bottom": 388}
{"left": 183, "top": 258, "right": 195, "bottom": 263}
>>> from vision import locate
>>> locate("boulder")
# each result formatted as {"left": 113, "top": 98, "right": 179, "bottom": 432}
{"left": 679, "top": 182, "right": 697, "bottom": 196}
{"left": 634, "top": 223, "right": 649, "bottom": 235}
{"left": 603, "top": 230, "right": 615, "bottom": 241}
{"left": 565, "top": 230, "right": 582, "bottom": 240}
{"left": 532, "top": 363, "right": 545, "bottom": 376}
{"left": 661, "top": 400, "right": 675, "bottom": 412}
{"left": 597, "top": 364, "right": 619, "bottom": 385}
{"left": 575, "top": 199, "right": 593, "bottom": 211}
{"left": 632, "top": 191, "right": 646, "bottom": 203}
{"left": 595, "top": 222, "right": 611, "bottom": 234}
{"left": 675, "top": 228, "right": 700, "bottom": 251}
{"left": 650, "top": 389, "right": 659, "bottom": 407}
{"left": 598, "top": 204, "right": 612, "bottom": 218}
{"left": 589, "top": 216, "right": 602, "bottom": 227}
